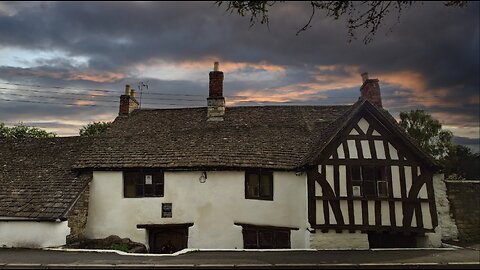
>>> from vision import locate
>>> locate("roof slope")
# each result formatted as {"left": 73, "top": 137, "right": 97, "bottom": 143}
{"left": 74, "top": 105, "right": 352, "bottom": 170}
{"left": 0, "top": 137, "right": 93, "bottom": 220}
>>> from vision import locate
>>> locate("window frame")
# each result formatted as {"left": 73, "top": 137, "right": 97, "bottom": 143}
{"left": 245, "top": 170, "right": 274, "bottom": 201}
{"left": 123, "top": 170, "right": 165, "bottom": 198}
{"left": 349, "top": 165, "right": 388, "bottom": 198}
{"left": 242, "top": 227, "right": 291, "bottom": 249}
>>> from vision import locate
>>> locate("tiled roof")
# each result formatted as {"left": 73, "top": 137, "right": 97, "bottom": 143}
{"left": 0, "top": 137, "right": 92, "bottom": 220}
{"left": 74, "top": 105, "right": 353, "bottom": 170}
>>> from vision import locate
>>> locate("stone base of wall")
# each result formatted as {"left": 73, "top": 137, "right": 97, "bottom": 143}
{"left": 446, "top": 180, "right": 480, "bottom": 242}
{"left": 417, "top": 228, "right": 442, "bottom": 248}
{"left": 66, "top": 182, "right": 90, "bottom": 243}
{"left": 310, "top": 230, "right": 369, "bottom": 249}
{"left": 433, "top": 174, "right": 459, "bottom": 241}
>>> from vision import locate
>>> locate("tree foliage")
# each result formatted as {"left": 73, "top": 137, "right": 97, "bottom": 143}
{"left": 398, "top": 110, "right": 480, "bottom": 180}
{"left": 79, "top": 121, "right": 112, "bottom": 137}
{"left": 442, "top": 144, "right": 480, "bottom": 180}
{"left": 399, "top": 109, "right": 452, "bottom": 159}
{"left": 217, "top": 1, "right": 469, "bottom": 43}
{"left": 0, "top": 123, "right": 56, "bottom": 139}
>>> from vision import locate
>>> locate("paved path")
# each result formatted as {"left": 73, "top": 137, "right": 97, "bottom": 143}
{"left": 0, "top": 248, "right": 479, "bottom": 268}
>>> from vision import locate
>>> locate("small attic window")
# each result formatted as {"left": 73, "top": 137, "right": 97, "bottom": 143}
{"left": 124, "top": 171, "right": 164, "bottom": 198}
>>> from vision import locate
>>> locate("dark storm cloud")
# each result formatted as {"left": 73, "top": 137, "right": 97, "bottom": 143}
{"left": 0, "top": 1, "right": 478, "bottom": 138}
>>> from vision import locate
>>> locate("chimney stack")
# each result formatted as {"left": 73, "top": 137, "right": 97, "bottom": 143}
{"left": 359, "top": 73, "right": 382, "bottom": 108}
{"left": 119, "top": 84, "right": 139, "bottom": 115}
{"left": 207, "top": 62, "right": 225, "bottom": 121}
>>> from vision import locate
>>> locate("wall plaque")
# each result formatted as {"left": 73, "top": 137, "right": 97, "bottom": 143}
{"left": 162, "top": 203, "right": 172, "bottom": 218}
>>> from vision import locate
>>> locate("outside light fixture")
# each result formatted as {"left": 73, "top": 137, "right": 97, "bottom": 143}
{"left": 199, "top": 171, "right": 207, "bottom": 183}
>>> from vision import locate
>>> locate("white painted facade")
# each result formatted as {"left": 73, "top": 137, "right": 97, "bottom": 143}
{"left": 0, "top": 221, "right": 69, "bottom": 248}
{"left": 85, "top": 171, "right": 310, "bottom": 249}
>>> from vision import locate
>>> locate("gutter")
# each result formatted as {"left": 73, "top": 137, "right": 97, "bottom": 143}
{"left": 59, "top": 173, "right": 92, "bottom": 220}
{"left": 0, "top": 217, "right": 65, "bottom": 222}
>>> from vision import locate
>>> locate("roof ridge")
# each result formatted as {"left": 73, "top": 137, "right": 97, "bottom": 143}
{"left": 134, "top": 104, "right": 353, "bottom": 111}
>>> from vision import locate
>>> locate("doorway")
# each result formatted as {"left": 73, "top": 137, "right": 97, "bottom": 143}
{"left": 137, "top": 223, "right": 193, "bottom": 254}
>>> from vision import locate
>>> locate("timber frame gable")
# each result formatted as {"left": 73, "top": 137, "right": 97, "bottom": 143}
{"left": 305, "top": 99, "right": 439, "bottom": 235}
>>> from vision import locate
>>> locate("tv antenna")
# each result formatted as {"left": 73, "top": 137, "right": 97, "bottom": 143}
{"left": 137, "top": 80, "right": 149, "bottom": 109}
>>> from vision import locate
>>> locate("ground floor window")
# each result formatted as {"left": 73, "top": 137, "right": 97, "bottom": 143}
{"left": 240, "top": 225, "right": 291, "bottom": 249}
{"left": 368, "top": 232, "right": 417, "bottom": 248}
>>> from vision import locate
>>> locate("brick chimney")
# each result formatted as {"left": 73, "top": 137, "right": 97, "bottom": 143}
{"left": 207, "top": 62, "right": 225, "bottom": 121}
{"left": 119, "top": 84, "right": 139, "bottom": 115}
{"left": 359, "top": 72, "right": 382, "bottom": 108}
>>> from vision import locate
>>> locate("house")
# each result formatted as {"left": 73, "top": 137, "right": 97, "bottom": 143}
{"left": 0, "top": 63, "right": 453, "bottom": 252}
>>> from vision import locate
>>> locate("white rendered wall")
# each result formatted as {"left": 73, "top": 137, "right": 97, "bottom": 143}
{"left": 85, "top": 171, "right": 310, "bottom": 249}
{"left": 0, "top": 221, "right": 69, "bottom": 248}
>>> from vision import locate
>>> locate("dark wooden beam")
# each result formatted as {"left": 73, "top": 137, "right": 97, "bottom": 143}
{"left": 311, "top": 224, "right": 433, "bottom": 234}
{"left": 137, "top": 223, "right": 194, "bottom": 229}
{"left": 234, "top": 222, "right": 299, "bottom": 231}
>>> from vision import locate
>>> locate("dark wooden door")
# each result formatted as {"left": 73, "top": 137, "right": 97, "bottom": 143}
{"left": 149, "top": 227, "right": 188, "bottom": 254}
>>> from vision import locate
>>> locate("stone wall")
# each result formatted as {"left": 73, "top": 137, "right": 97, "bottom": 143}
{"left": 446, "top": 180, "right": 480, "bottom": 242}
{"left": 433, "top": 174, "right": 458, "bottom": 241}
{"left": 66, "top": 182, "right": 90, "bottom": 243}
{"left": 310, "top": 230, "right": 369, "bottom": 249}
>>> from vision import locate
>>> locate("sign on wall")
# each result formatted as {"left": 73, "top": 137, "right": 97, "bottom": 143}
{"left": 145, "top": 175, "right": 153, "bottom": 185}
{"left": 353, "top": 186, "right": 361, "bottom": 197}
{"left": 162, "top": 203, "right": 172, "bottom": 218}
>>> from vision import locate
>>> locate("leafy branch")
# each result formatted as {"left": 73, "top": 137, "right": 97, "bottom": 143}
{"left": 217, "top": 1, "right": 469, "bottom": 44}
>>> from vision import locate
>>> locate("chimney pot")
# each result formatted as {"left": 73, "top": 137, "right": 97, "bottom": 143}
{"left": 361, "top": 72, "right": 369, "bottom": 83}
{"left": 214, "top": 61, "right": 219, "bottom": 72}
{"left": 209, "top": 62, "right": 224, "bottom": 98}
{"left": 359, "top": 76, "right": 382, "bottom": 108}
{"left": 119, "top": 84, "right": 139, "bottom": 115}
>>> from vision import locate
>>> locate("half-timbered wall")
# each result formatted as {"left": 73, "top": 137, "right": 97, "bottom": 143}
{"left": 308, "top": 112, "right": 438, "bottom": 236}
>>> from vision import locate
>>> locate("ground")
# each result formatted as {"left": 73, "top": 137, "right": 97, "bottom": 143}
{"left": 0, "top": 247, "right": 479, "bottom": 269}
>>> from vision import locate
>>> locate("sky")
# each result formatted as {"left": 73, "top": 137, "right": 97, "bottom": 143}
{"left": 0, "top": 1, "right": 478, "bottom": 151}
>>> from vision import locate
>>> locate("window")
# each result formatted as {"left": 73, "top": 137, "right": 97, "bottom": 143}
{"left": 124, "top": 171, "right": 164, "bottom": 198}
{"left": 245, "top": 171, "right": 273, "bottom": 200}
{"left": 242, "top": 227, "right": 290, "bottom": 249}
{"left": 350, "top": 166, "right": 388, "bottom": 198}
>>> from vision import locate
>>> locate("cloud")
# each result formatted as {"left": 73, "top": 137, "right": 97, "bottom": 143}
{"left": 0, "top": 1, "right": 477, "bottom": 141}
{"left": 0, "top": 64, "right": 125, "bottom": 84}
{"left": 452, "top": 136, "right": 480, "bottom": 153}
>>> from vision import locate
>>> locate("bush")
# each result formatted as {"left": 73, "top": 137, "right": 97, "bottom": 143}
{"left": 110, "top": 243, "right": 129, "bottom": 252}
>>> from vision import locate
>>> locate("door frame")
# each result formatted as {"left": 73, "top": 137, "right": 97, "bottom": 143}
{"left": 137, "top": 223, "right": 194, "bottom": 253}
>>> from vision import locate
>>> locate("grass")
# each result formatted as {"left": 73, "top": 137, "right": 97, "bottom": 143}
{"left": 110, "top": 243, "right": 129, "bottom": 252}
